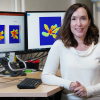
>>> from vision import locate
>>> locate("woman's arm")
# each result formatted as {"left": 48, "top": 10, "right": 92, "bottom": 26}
{"left": 41, "top": 40, "right": 72, "bottom": 90}
{"left": 86, "top": 83, "right": 100, "bottom": 97}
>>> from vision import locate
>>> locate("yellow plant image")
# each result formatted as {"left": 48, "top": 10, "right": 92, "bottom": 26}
{"left": 0, "top": 31, "right": 4, "bottom": 41}
{"left": 42, "top": 24, "right": 60, "bottom": 39}
{"left": 11, "top": 29, "right": 18, "bottom": 39}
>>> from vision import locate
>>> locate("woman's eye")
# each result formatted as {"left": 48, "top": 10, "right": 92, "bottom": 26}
{"left": 71, "top": 18, "right": 76, "bottom": 20}
{"left": 82, "top": 17, "right": 86, "bottom": 20}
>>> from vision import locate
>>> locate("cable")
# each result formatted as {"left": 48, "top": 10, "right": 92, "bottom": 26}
{"left": 39, "top": 52, "right": 48, "bottom": 68}
{"left": 32, "top": 52, "right": 45, "bottom": 60}
{"left": 30, "top": 52, "right": 40, "bottom": 59}
{"left": 39, "top": 52, "right": 48, "bottom": 63}
{"left": 25, "top": 52, "right": 46, "bottom": 61}
{"left": 32, "top": 53, "right": 48, "bottom": 61}
{"left": 8, "top": 55, "right": 27, "bottom": 71}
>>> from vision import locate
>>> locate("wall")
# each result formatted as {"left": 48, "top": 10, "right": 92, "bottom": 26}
{"left": 76, "top": 0, "right": 93, "bottom": 13}
{"left": 95, "top": 2, "right": 100, "bottom": 29}
{"left": 0, "top": 0, "right": 93, "bottom": 14}
{"left": 0, "top": 0, "right": 15, "bottom": 11}
{"left": 17, "top": 0, "right": 21, "bottom": 12}
{"left": 25, "top": 0, "right": 71, "bottom": 11}
{"left": 0, "top": 0, "right": 93, "bottom": 16}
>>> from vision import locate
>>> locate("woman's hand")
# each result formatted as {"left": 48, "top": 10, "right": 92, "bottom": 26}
{"left": 69, "top": 82, "right": 78, "bottom": 92}
{"left": 74, "top": 81, "right": 87, "bottom": 98}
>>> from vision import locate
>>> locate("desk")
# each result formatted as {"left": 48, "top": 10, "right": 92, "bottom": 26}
{"left": 0, "top": 70, "right": 62, "bottom": 97}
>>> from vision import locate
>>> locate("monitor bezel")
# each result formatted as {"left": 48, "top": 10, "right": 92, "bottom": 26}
{"left": 25, "top": 11, "right": 65, "bottom": 53}
{"left": 0, "top": 11, "right": 27, "bottom": 55}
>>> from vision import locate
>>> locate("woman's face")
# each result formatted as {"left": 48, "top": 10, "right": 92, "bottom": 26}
{"left": 70, "top": 7, "right": 91, "bottom": 41}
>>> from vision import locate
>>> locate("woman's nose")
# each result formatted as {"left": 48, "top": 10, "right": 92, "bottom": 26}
{"left": 77, "top": 19, "right": 81, "bottom": 26}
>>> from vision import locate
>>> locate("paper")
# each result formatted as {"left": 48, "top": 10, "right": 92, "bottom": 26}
{"left": 9, "top": 52, "right": 15, "bottom": 62}
{"left": 0, "top": 53, "right": 5, "bottom": 58}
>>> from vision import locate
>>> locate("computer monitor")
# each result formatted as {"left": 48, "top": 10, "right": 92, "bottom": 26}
{"left": 26, "top": 11, "right": 65, "bottom": 53}
{"left": 0, "top": 11, "right": 26, "bottom": 55}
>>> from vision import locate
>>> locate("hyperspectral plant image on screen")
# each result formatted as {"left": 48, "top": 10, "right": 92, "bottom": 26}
{"left": 39, "top": 17, "right": 61, "bottom": 45}
{"left": 42, "top": 24, "right": 60, "bottom": 39}
{"left": 0, "top": 25, "right": 5, "bottom": 44}
{"left": 9, "top": 25, "right": 21, "bottom": 43}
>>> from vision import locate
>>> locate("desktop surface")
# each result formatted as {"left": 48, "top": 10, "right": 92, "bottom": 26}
{"left": 0, "top": 70, "right": 62, "bottom": 97}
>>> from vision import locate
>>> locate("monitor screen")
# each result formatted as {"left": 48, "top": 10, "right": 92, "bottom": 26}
{"left": 0, "top": 12, "right": 26, "bottom": 54}
{"left": 26, "top": 11, "right": 65, "bottom": 52}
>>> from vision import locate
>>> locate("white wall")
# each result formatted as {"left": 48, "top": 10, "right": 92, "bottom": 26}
{"left": 25, "top": 0, "right": 71, "bottom": 11}
{"left": 95, "top": 2, "right": 100, "bottom": 28}
{"left": 0, "top": 0, "right": 15, "bottom": 11}
{"left": 0, "top": 0, "right": 93, "bottom": 13}
{"left": 76, "top": 0, "right": 93, "bottom": 14}
{"left": 17, "top": 0, "right": 21, "bottom": 12}
{"left": 90, "top": 2, "right": 100, "bottom": 41}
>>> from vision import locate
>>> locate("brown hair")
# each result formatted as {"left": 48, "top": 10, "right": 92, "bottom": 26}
{"left": 57, "top": 3, "right": 99, "bottom": 48}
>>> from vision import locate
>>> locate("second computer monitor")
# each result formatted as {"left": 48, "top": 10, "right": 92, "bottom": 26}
{"left": 0, "top": 11, "right": 26, "bottom": 54}
{"left": 26, "top": 11, "right": 65, "bottom": 52}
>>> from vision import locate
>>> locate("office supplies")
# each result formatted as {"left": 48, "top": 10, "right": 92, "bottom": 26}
{"left": 17, "top": 78, "right": 42, "bottom": 89}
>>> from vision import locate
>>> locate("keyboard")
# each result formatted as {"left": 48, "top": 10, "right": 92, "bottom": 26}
{"left": 17, "top": 78, "right": 42, "bottom": 89}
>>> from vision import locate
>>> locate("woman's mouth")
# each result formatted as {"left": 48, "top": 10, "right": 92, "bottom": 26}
{"left": 75, "top": 28, "right": 83, "bottom": 32}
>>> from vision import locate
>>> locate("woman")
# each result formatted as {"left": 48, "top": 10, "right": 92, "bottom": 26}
{"left": 41, "top": 3, "right": 100, "bottom": 100}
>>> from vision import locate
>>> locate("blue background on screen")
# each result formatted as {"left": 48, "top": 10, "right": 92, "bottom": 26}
{"left": 9, "top": 25, "right": 20, "bottom": 43}
{"left": 39, "top": 17, "right": 61, "bottom": 46}
{"left": 0, "top": 25, "right": 5, "bottom": 44}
